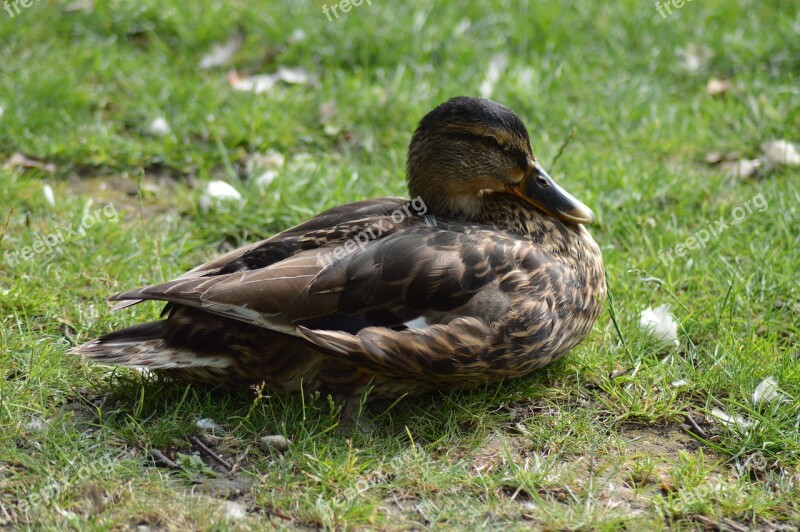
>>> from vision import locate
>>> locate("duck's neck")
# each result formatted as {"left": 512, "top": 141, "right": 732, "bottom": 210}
{"left": 470, "top": 191, "right": 598, "bottom": 265}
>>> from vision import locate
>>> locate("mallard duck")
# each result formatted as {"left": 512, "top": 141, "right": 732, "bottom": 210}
{"left": 71, "top": 97, "right": 605, "bottom": 401}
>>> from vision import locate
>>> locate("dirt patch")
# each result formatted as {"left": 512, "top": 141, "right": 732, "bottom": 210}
{"left": 65, "top": 174, "right": 184, "bottom": 219}
{"left": 619, "top": 423, "right": 706, "bottom": 459}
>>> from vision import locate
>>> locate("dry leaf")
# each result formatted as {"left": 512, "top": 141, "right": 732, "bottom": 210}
{"left": 198, "top": 30, "right": 244, "bottom": 69}
{"left": 4, "top": 153, "right": 56, "bottom": 172}
{"left": 704, "top": 150, "right": 740, "bottom": 164}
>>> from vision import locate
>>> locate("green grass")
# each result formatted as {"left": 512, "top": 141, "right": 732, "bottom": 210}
{"left": 1, "top": 0, "right": 799, "bottom": 528}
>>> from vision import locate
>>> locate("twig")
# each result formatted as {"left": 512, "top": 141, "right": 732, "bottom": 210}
{"left": 549, "top": 127, "right": 577, "bottom": 170}
{"left": 189, "top": 435, "right": 232, "bottom": 470}
{"left": 149, "top": 449, "right": 179, "bottom": 470}
{"left": 683, "top": 414, "right": 707, "bottom": 439}
{"left": 229, "top": 444, "right": 252, "bottom": 475}
{"left": 690, "top": 514, "right": 748, "bottom": 532}
{"left": 0, "top": 207, "right": 14, "bottom": 246}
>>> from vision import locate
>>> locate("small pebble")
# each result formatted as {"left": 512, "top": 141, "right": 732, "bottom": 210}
{"left": 259, "top": 435, "right": 291, "bottom": 453}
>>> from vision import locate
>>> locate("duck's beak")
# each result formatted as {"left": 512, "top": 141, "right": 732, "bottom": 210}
{"left": 508, "top": 161, "right": 595, "bottom": 225}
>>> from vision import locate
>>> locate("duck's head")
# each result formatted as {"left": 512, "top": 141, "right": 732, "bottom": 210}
{"left": 407, "top": 97, "right": 594, "bottom": 224}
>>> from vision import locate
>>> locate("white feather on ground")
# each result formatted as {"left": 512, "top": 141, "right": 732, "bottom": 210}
{"left": 145, "top": 117, "right": 171, "bottom": 137}
{"left": 228, "top": 67, "right": 317, "bottom": 94}
{"left": 222, "top": 501, "right": 247, "bottom": 521}
{"left": 200, "top": 180, "right": 243, "bottom": 211}
{"left": 198, "top": 31, "right": 244, "bottom": 69}
{"left": 196, "top": 418, "right": 225, "bottom": 433}
{"left": 639, "top": 304, "right": 680, "bottom": 347}
{"left": 711, "top": 408, "right": 753, "bottom": 429}
{"left": 760, "top": 140, "right": 800, "bottom": 167}
{"left": 752, "top": 376, "right": 786, "bottom": 405}
{"left": 42, "top": 184, "right": 55, "bottom": 207}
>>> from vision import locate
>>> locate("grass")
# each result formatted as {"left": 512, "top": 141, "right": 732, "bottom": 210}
{"left": 1, "top": 0, "right": 798, "bottom": 528}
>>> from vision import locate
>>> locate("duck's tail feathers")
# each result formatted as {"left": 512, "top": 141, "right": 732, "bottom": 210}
{"left": 69, "top": 321, "right": 231, "bottom": 370}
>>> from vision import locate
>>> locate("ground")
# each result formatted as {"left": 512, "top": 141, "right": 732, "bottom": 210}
{"left": 0, "top": 0, "right": 798, "bottom": 529}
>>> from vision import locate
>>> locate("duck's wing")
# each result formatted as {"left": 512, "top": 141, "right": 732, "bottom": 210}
{"left": 109, "top": 223, "right": 535, "bottom": 342}
{"left": 110, "top": 198, "right": 407, "bottom": 310}
{"left": 178, "top": 198, "right": 409, "bottom": 279}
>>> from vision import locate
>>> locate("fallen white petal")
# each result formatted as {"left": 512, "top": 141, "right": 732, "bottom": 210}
{"left": 452, "top": 18, "right": 471, "bottom": 38}
{"left": 222, "top": 501, "right": 247, "bottom": 521}
{"left": 228, "top": 67, "right": 316, "bottom": 94}
{"left": 24, "top": 417, "right": 46, "bottom": 432}
{"left": 671, "top": 379, "right": 689, "bottom": 387}
{"left": 711, "top": 408, "right": 753, "bottom": 429}
{"left": 752, "top": 376, "right": 785, "bottom": 405}
{"left": 639, "top": 304, "right": 680, "bottom": 347}
{"left": 274, "top": 66, "right": 315, "bottom": 85}
{"left": 676, "top": 44, "right": 712, "bottom": 73}
{"left": 288, "top": 29, "right": 306, "bottom": 44}
{"left": 145, "top": 117, "right": 170, "bottom": 137}
{"left": 255, "top": 169, "right": 279, "bottom": 188}
{"left": 706, "top": 77, "right": 730, "bottom": 96}
{"left": 760, "top": 140, "right": 800, "bottom": 167}
{"left": 245, "top": 150, "right": 285, "bottom": 178}
{"left": 42, "top": 184, "right": 55, "bottom": 207}
{"left": 199, "top": 31, "right": 244, "bottom": 69}
{"left": 229, "top": 72, "right": 276, "bottom": 93}
{"left": 204, "top": 180, "right": 242, "bottom": 201}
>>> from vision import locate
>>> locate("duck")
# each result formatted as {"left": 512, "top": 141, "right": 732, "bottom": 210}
{"left": 71, "top": 97, "right": 606, "bottom": 401}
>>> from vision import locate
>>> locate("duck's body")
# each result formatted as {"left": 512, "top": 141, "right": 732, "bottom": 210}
{"left": 72, "top": 97, "right": 605, "bottom": 400}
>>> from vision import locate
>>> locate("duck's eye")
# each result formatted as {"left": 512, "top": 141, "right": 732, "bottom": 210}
{"left": 480, "top": 136, "right": 503, "bottom": 148}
